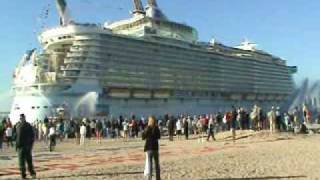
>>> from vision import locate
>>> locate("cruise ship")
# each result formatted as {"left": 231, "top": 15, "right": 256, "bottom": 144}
{"left": 10, "top": 0, "right": 296, "bottom": 123}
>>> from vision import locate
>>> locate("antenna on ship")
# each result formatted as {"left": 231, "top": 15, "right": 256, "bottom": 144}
{"left": 146, "top": 0, "right": 167, "bottom": 20}
{"left": 56, "top": 0, "right": 72, "bottom": 26}
{"left": 132, "top": 0, "right": 145, "bottom": 15}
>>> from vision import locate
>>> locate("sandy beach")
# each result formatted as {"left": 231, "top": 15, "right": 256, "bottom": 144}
{"left": 0, "top": 131, "right": 319, "bottom": 180}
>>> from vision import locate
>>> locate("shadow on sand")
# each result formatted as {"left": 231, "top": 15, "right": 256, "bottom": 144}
{"left": 202, "top": 175, "right": 307, "bottom": 180}
{"left": 43, "top": 171, "right": 143, "bottom": 179}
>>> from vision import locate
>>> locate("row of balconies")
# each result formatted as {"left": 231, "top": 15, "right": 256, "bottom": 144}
{"left": 69, "top": 40, "right": 291, "bottom": 77}
{"left": 72, "top": 35, "right": 286, "bottom": 67}
{"left": 65, "top": 49, "right": 291, "bottom": 81}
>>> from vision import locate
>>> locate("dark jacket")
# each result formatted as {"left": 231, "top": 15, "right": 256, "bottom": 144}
{"left": 168, "top": 119, "right": 175, "bottom": 132}
{"left": 142, "top": 126, "right": 161, "bottom": 152}
{"left": 231, "top": 109, "right": 238, "bottom": 129}
{"left": 184, "top": 120, "right": 189, "bottom": 130}
{"left": 16, "top": 121, "right": 35, "bottom": 148}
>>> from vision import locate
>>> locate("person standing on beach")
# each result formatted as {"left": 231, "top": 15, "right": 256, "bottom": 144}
{"left": 231, "top": 106, "right": 238, "bottom": 143}
{"left": 122, "top": 120, "right": 129, "bottom": 141}
{"left": 268, "top": 107, "right": 277, "bottom": 133}
{"left": 80, "top": 122, "right": 87, "bottom": 146}
{"left": 16, "top": 114, "right": 36, "bottom": 179}
{"left": 74, "top": 120, "right": 80, "bottom": 145}
{"left": 96, "top": 120, "right": 103, "bottom": 144}
{"left": 176, "top": 118, "right": 182, "bottom": 140}
{"left": 5, "top": 124, "right": 13, "bottom": 148}
{"left": 168, "top": 116, "right": 175, "bottom": 141}
{"left": 142, "top": 116, "right": 161, "bottom": 180}
{"left": 0, "top": 120, "right": 5, "bottom": 151}
{"left": 275, "top": 107, "right": 282, "bottom": 131}
{"left": 183, "top": 117, "right": 189, "bottom": 140}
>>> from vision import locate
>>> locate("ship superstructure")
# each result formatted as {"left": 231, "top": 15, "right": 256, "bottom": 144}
{"left": 10, "top": 0, "right": 295, "bottom": 123}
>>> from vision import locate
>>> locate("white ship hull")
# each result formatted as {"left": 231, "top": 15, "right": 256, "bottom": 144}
{"left": 10, "top": 91, "right": 282, "bottom": 124}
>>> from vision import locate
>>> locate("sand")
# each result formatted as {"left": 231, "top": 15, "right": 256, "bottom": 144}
{"left": 0, "top": 131, "right": 319, "bottom": 180}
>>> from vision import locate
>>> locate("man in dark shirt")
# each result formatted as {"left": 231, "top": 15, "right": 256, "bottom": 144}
{"left": 184, "top": 118, "right": 189, "bottom": 140}
{"left": 231, "top": 106, "right": 238, "bottom": 143}
{"left": 16, "top": 114, "right": 36, "bottom": 179}
{"left": 167, "top": 116, "right": 175, "bottom": 141}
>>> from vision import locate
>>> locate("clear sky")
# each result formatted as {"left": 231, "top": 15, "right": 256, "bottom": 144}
{"left": 0, "top": 0, "right": 318, "bottom": 111}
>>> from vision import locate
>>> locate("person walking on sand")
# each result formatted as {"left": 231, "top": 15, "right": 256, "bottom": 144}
{"left": 142, "top": 116, "right": 161, "bottom": 180}
{"left": 207, "top": 115, "right": 216, "bottom": 141}
{"left": 16, "top": 114, "right": 36, "bottom": 179}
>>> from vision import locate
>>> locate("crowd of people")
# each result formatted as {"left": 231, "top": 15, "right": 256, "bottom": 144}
{"left": 0, "top": 104, "right": 319, "bottom": 179}
{"left": 0, "top": 104, "right": 318, "bottom": 150}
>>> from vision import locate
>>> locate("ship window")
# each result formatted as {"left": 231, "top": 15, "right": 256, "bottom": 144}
{"left": 37, "top": 106, "right": 40, "bottom": 109}
{"left": 44, "top": 106, "right": 48, "bottom": 109}
{"left": 31, "top": 106, "right": 35, "bottom": 109}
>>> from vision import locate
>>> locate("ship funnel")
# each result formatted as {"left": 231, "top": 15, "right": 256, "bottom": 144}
{"left": 132, "top": 0, "right": 145, "bottom": 15}
{"left": 147, "top": 0, "right": 158, "bottom": 7}
{"left": 146, "top": 0, "right": 167, "bottom": 20}
{"left": 56, "top": 0, "right": 72, "bottom": 26}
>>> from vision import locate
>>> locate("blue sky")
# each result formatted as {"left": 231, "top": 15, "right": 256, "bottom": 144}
{"left": 0, "top": 0, "right": 319, "bottom": 110}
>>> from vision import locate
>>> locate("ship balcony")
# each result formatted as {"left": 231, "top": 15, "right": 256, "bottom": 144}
{"left": 62, "top": 66, "right": 102, "bottom": 72}
{"left": 64, "top": 59, "right": 102, "bottom": 65}
{"left": 62, "top": 73, "right": 101, "bottom": 80}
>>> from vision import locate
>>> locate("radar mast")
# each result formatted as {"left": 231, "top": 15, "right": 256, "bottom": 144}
{"left": 56, "top": 0, "right": 72, "bottom": 26}
{"left": 146, "top": 0, "right": 167, "bottom": 20}
{"left": 132, "top": 0, "right": 145, "bottom": 15}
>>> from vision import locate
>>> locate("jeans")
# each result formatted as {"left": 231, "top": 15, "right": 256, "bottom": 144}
{"left": 146, "top": 150, "right": 160, "bottom": 180}
{"left": 17, "top": 146, "right": 36, "bottom": 178}
{"left": 207, "top": 130, "right": 216, "bottom": 141}
{"left": 104, "top": 128, "right": 109, "bottom": 138}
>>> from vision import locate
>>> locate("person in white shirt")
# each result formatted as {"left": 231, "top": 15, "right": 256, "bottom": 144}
{"left": 48, "top": 126, "right": 55, "bottom": 137}
{"left": 80, "top": 123, "right": 87, "bottom": 146}
{"left": 268, "top": 107, "right": 277, "bottom": 133}
{"left": 42, "top": 123, "right": 48, "bottom": 144}
{"left": 6, "top": 126, "right": 13, "bottom": 148}
{"left": 176, "top": 119, "right": 182, "bottom": 140}
{"left": 48, "top": 124, "right": 56, "bottom": 151}
{"left": 122, "top": 121, "right": 129, "bottom": 141}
